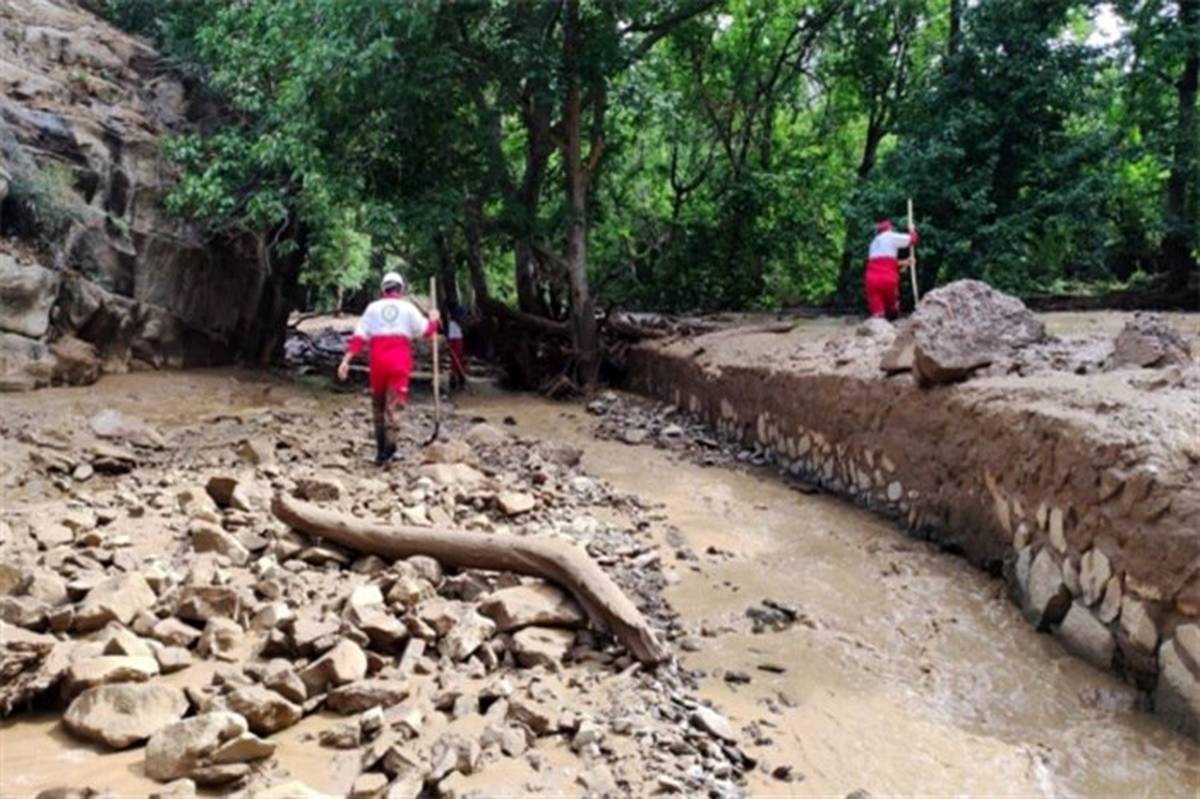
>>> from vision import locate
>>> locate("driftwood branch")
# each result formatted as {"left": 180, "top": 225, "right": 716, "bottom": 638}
{"left": 271, "top": 494, "right": 669, "bottom": 665}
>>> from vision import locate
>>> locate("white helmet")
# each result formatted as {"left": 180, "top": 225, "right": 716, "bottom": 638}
{"left": 380, "top": 271, "right": 405, "bottom": 292}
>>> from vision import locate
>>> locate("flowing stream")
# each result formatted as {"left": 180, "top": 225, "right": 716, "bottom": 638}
{"left": 464, "top": 391, "right": 1198, "bottom": 797}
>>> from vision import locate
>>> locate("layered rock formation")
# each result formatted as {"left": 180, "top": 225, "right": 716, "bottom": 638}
{"left": 0, "top": 0, "right": 297, "bottom": 391}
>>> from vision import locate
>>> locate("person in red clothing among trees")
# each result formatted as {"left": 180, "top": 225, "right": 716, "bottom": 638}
{"left": 337, "top": 271, "right": 440, "bottom": 465}
{"left": 864, "top": 218, "right": 918, "bottom": 319}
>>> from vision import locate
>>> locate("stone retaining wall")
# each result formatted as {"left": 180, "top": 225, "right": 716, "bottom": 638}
{"left": 627, "top": 344, "right": 1200, "bottom": 738}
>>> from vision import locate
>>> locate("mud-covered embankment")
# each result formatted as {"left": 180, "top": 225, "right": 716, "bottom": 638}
{"left": 626, "top": 315, "right": 1200, "bottom": 737}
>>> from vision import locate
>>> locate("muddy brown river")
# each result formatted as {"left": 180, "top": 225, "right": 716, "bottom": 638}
{"left": 1, "top": 371, "right": 1197, "bottom": 796}
{"left": 465, "top": 392, "right": 1198, "bottom": 797}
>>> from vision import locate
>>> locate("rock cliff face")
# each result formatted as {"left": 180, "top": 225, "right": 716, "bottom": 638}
{"left": 0, "top": 0, "right": 297, "bottom": 390}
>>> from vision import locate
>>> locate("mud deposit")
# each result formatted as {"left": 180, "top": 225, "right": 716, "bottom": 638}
{"left": 465, "top": 392, "right": 1200, "bottom": 796}
{"left": 1, "top": 365, "right": 1197, "bottom": 797}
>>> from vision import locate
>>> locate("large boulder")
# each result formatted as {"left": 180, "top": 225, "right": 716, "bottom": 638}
{"left": 63, "top": 683, "right": 189, "bottom": 749}
{"left": 0, "top": 255, "right": 59, "bottom": 338}
{"left": 910, "top": 280, "right": 1045, "bottom": 386}
{"left": 74, "top": 573, "right": 156, "bottom": 632}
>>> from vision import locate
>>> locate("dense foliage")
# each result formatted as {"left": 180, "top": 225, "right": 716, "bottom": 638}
{"left": 109, "top": 0, "right": 1196, "bottom": 328}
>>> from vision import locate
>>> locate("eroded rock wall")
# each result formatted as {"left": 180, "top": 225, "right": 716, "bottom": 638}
{"left": 627, "top": 341, "right": 1200, "bottom": 736}
{"left": 0, "top": 0, "right": 294, "bottom": 390}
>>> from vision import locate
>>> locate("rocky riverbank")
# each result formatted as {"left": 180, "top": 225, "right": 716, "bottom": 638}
{"left": 0, "top": 372, "right": 757, "bottom": 797}
{"left": 624, "top": 287, "right": 1200, "bottom": 738}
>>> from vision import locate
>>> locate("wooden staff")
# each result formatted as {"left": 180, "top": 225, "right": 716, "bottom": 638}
{"left": 907, "top": 198, "right": 920, "bottom": 304}
{"left": 425, "top": 276, "right": 441, "bottom": 445}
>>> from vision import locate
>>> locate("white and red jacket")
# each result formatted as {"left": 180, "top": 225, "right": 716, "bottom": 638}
{"left": 866, "top": 229, "right": 918, "bottom": 277}
{"left": 347, "top": 297, "right": 437, "bottom": 376}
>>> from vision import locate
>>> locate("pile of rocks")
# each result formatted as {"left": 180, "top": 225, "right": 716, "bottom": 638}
{"left": 1, "top": 396, "right": 753, "bottom": 796}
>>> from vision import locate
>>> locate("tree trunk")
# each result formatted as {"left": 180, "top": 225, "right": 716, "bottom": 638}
{"left": 434, "top": 230, "right": 460, "bottom": 315}
{"left": 1164, "top": 0, "right": 1199, "bottom": 292}
{"left": 562, "top": 0, "right": 600, "bottom": 386}
{"left": 948, "top": 0, "right": 962, "bottom": 59}
{"left": 272, "top": 494, "right": 668, "bottom": 664}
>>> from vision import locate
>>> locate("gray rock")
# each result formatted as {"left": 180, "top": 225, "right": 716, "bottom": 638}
{"left": 64, "top": 683, "right": 188, "bottom": 749}
{"left": 225, "top": 685, "right": 302, "bottom": 735}
{"left": 74, "top": 573, "right": 156, "bottom": 632}
{"left": 144, "top": 712, "right": 250, "bottom": 782}
{"left": 0, "top": 254, "right": 60, "bottom": 338}
{"left": 1118, "top": 596, "right": 1158, "bottom": 651}
{"left": 1079, "top": 549, "right": 1111, "bottom": 606}
{"left": 478, "top": 582, "right": 585, "bottom": 632}
{"left": 299, "top": 639, "right": 367, "bottom": 695}
{"left": 64, "top": 656, "right": 159, "bottom": 697}
{"left": 511, "top": 626, "right": 575, "bottom": 668}
{"left": 1055, "top": 603, "right": 1115, "bottom": 670}
{"left": 690, "top": 706, "right": 737, "bottom": 742}
{"left": 1155, "top": 630, "right": 1200, "bottom": 738}
{"left": 326, "top": 679, "right": 410, "bottom": 715}
{"left": 911, "top": 280, "right": 1045, "bottom": 386}
{"left": 438, "top": 610, "right": 496, "bottom": 661}
{"left": 1110, "top": 312, "right": 1192, "bottom": 369}
{"left": 1023, "top": 549, "right": 1070, "bottom": 630}
{"left": 189, "top": 521, "right": 249, "bottom": 566}
{"left": 496, "top": 491, "right": 536, "bottom": 516}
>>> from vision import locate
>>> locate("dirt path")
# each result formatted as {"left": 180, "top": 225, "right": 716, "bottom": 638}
{"left": 463, "top": 391, "right": 1200, "bottom": 797}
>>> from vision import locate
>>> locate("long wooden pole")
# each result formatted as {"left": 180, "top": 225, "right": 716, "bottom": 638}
{"left": 430, "top": 276, "right": 440, "bottom": 424}
{"left": 907, "top": 198, "right": 920, "bottom": 305}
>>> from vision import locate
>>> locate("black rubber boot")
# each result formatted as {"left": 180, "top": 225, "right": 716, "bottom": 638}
{"left": 373, "top": 420, "right": 396, "bottom": 466}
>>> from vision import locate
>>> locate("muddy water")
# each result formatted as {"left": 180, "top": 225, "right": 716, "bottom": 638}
{"left": 464, "top": 392, "right": 1200, "bottom": 797}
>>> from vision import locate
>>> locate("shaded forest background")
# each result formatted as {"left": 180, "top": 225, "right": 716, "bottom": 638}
{"left": 108, "top": 0, "right": 1197, "bottom": 361}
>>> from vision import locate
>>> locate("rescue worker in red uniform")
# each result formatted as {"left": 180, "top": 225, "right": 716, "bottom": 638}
{"left": 337, "top": 271, "right": 440, "bottom": 465}
{"left": 864, "top": 219, "right": 918, "bottom": 319}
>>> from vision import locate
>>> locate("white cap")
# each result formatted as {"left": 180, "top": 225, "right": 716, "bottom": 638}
{"left": 381, "top": 271, "right": 405, "bottom": 291}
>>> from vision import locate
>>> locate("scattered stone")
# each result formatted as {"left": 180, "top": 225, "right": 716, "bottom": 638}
{"left": 690, "top": 706, "right": 738, "bottom": 743}
{"left": 497, "top": 491, "right": 536, "bottom": 516}
{"left": 237, "top": 437, "right": 276, "bottom": 466}
{"left": 64, "top": 656, "right": 160, "bottom": 697}
{"left": 439, "top": 611, "right": 496, "bottom": 661}
{"left": 197, "top": 617, "right": 243, "bottom": 661}
{"left": 189, "top": 521, "right": 249, "bottom": 566}
{"left": 464, "top": 423, "right": 507, "bottom": 447}
{"left": 478, "top": 583, "right": 585, "bottom": 632}
{"left": 144, "top": 712, "right": 251, "bottom": 782}
{"left": 225, "top": 685, "right": 303, "bottom": 735}
{"left": 64, "top": 683, "right": 189, "bottom": 749}
{"left": 299, "top": 639, "right": 368, "bottom": 695}
{"left": 511, "top": 626, "right": 575, "bottom": 668}
{"left": 417, "top": 463, "right": 486, "bottom": 488}
{"left": 1110, "top": 313, "right": 1192, "bottom": 369}
{"left": 295, "top": 474, "right": 344, "bottom": 502}
{"left": 326, "top": 679, "right": 410, "bottom": 714}
{"left": 151, "top": 618, "right": 201, "bottom": 648}
{"left": 148, "top": 779, "right": 196, "bottom": 799}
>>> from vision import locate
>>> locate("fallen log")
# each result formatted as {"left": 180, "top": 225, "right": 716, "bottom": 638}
{"left": 271, "top": 494, "right": 669, "bottom": 664}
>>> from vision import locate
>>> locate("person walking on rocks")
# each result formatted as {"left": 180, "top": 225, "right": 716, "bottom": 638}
{"left": 337, "top": 271, "right": 440, "bottom": 465}
{"left": 864, "top": 218, "right": 918, "bottom": 319}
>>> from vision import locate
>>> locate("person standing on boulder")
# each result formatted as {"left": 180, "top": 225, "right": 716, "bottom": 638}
{"left": 864, "top": 219, "right": 918, "bottom": 319}
{"left": 337, "top": 272, "right": 440, "bottom": 465}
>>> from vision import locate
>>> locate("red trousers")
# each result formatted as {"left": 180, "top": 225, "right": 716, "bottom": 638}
{"left": 449, "top": 339, "right": 467, "bottom": 376}
{"left": 367, "top": 336, "right": 413, "bottom": 404}
{"left": 865, "top": 258, "right": 900, "bottom": 318}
